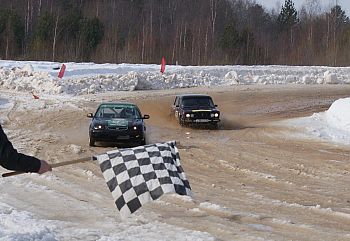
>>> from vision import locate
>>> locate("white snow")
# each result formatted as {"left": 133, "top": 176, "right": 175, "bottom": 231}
{"left": 326, "top": 98, "right": 350, "bottom": 131}
{"left": 1, "top": 60, "right": 350, "bottom": 96}
{"left": 284, "top": 98, "right": 350, "bottom": 145}
{"left": 0, "top": 201, "right": 215, "bottom": 241}
{"left": 1, "top": 60, "right": 350, "bottom": 240}
{"left": 0, "top": 202, "right": 57, "bottom": 241}
{"left": 199, "top": 202, "right": 229, "bottom": 212}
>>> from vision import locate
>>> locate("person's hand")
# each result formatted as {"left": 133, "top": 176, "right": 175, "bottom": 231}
{"left": 38, "top": 160, "right": 52, "bottom": 174}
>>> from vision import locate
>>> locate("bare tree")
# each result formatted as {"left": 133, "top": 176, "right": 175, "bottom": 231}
{"left": 52, "top": 12, "right": 59, "bottom": 61}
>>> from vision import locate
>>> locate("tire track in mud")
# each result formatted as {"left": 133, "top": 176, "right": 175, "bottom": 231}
{"left": 146, "top": 130, "right": 350, "bottom": 240}
{"left": 1, "top": 95, "right": 44, "bottom": 158}
{"left": 148, "top": 97, "right": 350, "bottom": 241}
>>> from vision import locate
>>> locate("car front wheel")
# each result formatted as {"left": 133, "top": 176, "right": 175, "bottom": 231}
{"left": 211, "top": 122, "right": 219, "bottom": 129}
{"left": 89, "top": 137, "right": 95, "bottom": 146}
{"left": 179, "top": 116, "right": 185, "bottom": 126}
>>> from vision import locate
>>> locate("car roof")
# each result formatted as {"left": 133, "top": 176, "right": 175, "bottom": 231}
{"left": 176, "top": 94, "right": 211, "bottom": 98}
{"left": 98, "top": 102, "right": 138, "bottom": 107}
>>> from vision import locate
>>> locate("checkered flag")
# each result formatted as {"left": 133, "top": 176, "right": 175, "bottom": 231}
{"left": 94, "top": 141, "right": 192, "bottom": 217}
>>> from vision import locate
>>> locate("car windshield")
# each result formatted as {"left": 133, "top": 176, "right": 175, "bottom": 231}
{"left": 95, "top": 105, "right": 141, "bottom": 119}
{"left": 181, "top": 97, "right": 214, "bottom": 108}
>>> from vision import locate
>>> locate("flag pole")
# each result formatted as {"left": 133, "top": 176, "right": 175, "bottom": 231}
{"left": 1, "top": 156, "right": 92, "bottom": 177}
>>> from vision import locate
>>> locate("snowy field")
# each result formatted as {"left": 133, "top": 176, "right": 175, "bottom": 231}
{"left": 0, "top": 60, "right": 350, "bottom": 240}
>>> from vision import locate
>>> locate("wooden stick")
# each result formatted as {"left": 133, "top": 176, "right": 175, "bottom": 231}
{"left": 1, "top": 156, "right": 92, "bottom": 178}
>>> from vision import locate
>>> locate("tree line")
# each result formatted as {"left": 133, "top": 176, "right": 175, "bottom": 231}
{"left": 0, "top": 0, "right": 349, "bottom": 66}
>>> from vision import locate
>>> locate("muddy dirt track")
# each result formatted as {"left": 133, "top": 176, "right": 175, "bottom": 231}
{"left": 2, "top": 84, "right": 350, "bottom": 240}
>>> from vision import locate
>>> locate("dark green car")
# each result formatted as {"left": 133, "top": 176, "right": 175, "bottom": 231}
{"left": 87, "top": 103, "right": 149, "bottom": 146}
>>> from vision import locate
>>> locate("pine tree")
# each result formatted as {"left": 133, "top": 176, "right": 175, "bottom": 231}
{"left": 79, "top": 18, "right": 104, "bottom": 61}
{"left": 277, "top": 0, "right": 299, "bottom": 32}
{"left": 220, "top": 23, "right": 241, "bottom": 57}
{"left": 0, "top": 10, "right": 24, "bottom": 59}
{"left": 330, "top": 5, "right": 349, "bottom": 27}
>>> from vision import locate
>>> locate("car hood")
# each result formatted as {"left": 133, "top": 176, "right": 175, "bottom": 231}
{"left": 182, "top": 107, "right": 219, "bottom": 112}
{"left": 93, "top": 118, "right": 142, "bottom": 127}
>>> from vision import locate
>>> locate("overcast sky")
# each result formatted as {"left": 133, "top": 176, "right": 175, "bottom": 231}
{"left": 255, "top": 0, "right": 350, "bottom": 16}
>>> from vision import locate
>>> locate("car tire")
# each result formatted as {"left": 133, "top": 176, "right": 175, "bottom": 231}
{"left": 89, "top": 137, "right": 95, "bottom": 147}
{"left": 211, "top": 122, "right": 219, "bottom": 130}
{"left": 179, "top": 117, "right": 184, "bottom": 126}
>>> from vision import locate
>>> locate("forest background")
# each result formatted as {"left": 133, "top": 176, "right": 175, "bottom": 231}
{"left": 0, "top": 0, "right": 349, "bottom": 66}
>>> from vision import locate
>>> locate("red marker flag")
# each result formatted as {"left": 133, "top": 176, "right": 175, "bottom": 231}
{"left": 58, "top": 64, "right": 66, "bottom": 78}
{"left": 160, "top": 57, "right": 166, "bottom": 74}
{"left": 31, "top": 92, "right": 39, "bottom": 99}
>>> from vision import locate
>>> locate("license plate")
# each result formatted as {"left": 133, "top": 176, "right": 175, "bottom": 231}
{"left": 117, "top": 135, "right": 130, "bottom": 140}
{"left": 195, "top": 119, "right": 209, "bottom": 123}
{"left": 108, "top": 119, "right": 127, "bottom": 127}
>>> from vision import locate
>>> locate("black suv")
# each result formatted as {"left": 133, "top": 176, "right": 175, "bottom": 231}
{"left": 171, "top": 94, "right": 220, "bottom": 128}
{"left": 87, "top": 102, "right": 149, "bottom": 146}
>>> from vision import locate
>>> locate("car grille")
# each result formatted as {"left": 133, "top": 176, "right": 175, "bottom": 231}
{"left": 107, "top": 126, "right": 128, "bottom": 130}
{"left": 194, "top": 112, "right": 211, "bottom": 118}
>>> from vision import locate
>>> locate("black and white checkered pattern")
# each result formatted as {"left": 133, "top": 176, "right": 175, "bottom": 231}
{"left": 94, "top": 141, "right": 192, "bottom": 217}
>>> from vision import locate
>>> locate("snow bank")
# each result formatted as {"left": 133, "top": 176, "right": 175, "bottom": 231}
{"left": 0, "top": 61, "right": 350, "bottom": 96}
{"left": 0, "top": 65, "right": 62, "bottom": 94}
{"left": 285, "top": 97, "right": 350, "bottom": 145}
{"left": 325, "top": 98, "right": 350, "bottom": 132}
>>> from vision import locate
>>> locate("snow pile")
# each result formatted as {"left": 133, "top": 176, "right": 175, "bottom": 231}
{"left": 325, "top": 98, "right": 350, "bottom": 131}
{"left": 0, "top": 61, "right": 350, "bottom": 96}
{"left": 0, "top": 65, "right": 62, "bottom": 94}
{"left": 286, "top": 97, "right": 350, "bottom": 145}
{"left": 324, "top": 71, "right": 339, "bottom": 84}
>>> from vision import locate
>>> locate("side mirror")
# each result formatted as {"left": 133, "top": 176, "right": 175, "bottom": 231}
{"left": 143, "top": 114, "right": 150, "bottom": 119}
{"left": 214, "top": 104, "right": 218, "bottom": 107}
{"left": 87, "top": 113, "right": 94, "bottom": 118}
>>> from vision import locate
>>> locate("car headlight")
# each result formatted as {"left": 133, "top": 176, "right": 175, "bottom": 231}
{"left": 210, "top": 113, "right": 214, "bottom": 117}
{"left": 133, "top": 126, "right": 137, "bottom": 130}
{"left": 93, "top": 124, "right": 105, "bottom": 130}
{"left": 185, "top": 113, "right": 191, "bottom": 118}
{"left": 214, "top": 113, "right": 219, "bottom": 117}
